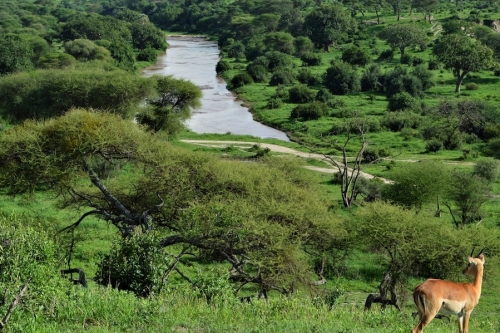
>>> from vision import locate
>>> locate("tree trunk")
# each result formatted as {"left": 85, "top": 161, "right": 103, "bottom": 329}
{"left": 399, "top": 47, "right": 405, "bottom": 58}
{"left": 455, "top": 72, "right": 467, "bottom": 93}
{"left": 375, "top": 10, "right": 380, "bottom": 24}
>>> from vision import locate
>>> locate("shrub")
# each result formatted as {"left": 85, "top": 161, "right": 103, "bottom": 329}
{"left": 272, "top": 84, "right": 289, "bottom": 99}
{"left": 288, "top": 85, "right": 316, "bottom": 103}
{"left": 216, "top": 60, "right": 231, "bottom": 74}
{"left": 388, "top": 92, "right": 421, "bottom": 111}
{"left": 465, "top": 82, "right": 479, "bottom": 90}
{"left": 385, "top": 67, "right": 425, "bottom": 97}
{"left": 246, "top": 63, "right": 267, "bottom": 82}
{"left": 377, "top": 48, "right": 394, "bottom": 62}
{"left": 428, "top": 59, "right": 441, "bottom": 70}
{"left": 95, "top": 233, "right": 169, "bottom": 297}
{"left": 400, "top": 53, "right": 413, "bottom": 65}
{"left": 412, "top": 57, "right": 425, "bottom": 66}
{"left": 341, "top": 45, "right": 371, "bottom": 67}
{"left": 269, "top": 71, "right": 294, "bottom": 86}
{"left": 136, "top": 47, "right": 158, "bottom": 62}
{"left": 230, "top": 72, "right": 254, "bottom": 88}
{"left": 290, "top": 101, "right": 328, "bottom": 120}
{"left": 361, "top": 64, "right": 383, "bottom": 92}
{"left": 425, "top": 139, "right": 443, "bottom": 152}
{"left": 483, "top": 138, "right": 500, "bottom": 158}
{"left": 300, "top": 52, "right": 322, "bottom": 66}
{"left": 472, "top": 158, "right": 500, "bottom": 183}
{"left": 267, "top": 97, "right": 283, "bottom": 109}
{"left": 381, "top": 111, "right": 422, "bottom": 131}
{"left": 324, "top": 62, "right": 361, "bottom": 95}
{"left": 297, "top": 68, "right": 321, "bottom": 86}
{"left": 266, "top": 51, "right": 295, "bottom": 71}
{"left": 315, "top": 88, "right": 334, "bottom": 104}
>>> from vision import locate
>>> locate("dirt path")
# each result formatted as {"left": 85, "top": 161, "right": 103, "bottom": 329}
{"left": 181, "top": 140, "right": 393, "bottom": 184}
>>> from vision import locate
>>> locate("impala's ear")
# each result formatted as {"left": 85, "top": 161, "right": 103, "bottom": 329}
{"left": 478, "top": 253, "right": 485, "bottom": 264}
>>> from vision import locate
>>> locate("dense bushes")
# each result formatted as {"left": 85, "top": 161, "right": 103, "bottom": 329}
{"left": 323, "top": 62, "right": 360, "bottom": 95}
{"left": 95, "top": 233, "right": 169, "bottom": 297}
{"left": 341, "top": 45, "right": 371, "bottom": 67}
{"left": 230, "top": 72, "right": 254, "bottom": 88}
{"left": 290, "top": 101, "right": 328, "bottom": 120}
{"left": 288, "top": 85, "right": 316, "bottom": 103}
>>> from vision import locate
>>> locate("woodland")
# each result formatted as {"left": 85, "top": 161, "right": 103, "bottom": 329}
{"left": 1, "top": 0, "right": 500, "bottom": 332}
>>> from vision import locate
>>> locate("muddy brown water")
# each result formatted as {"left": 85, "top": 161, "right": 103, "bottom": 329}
{"left": 142, "top": 36, "right": 289, "bottom": 141}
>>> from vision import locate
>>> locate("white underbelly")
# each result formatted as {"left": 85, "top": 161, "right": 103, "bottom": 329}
{"left": 439, "top": 299, "right": 466, "bottom": 315}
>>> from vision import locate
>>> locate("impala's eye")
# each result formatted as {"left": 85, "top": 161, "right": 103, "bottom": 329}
{"left": 468, "top": 263, "right": 471, "bottom": 267}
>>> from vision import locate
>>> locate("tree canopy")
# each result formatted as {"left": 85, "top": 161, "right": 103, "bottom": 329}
{"left": 433, "top": 34, "right": 493, "bottom": 92}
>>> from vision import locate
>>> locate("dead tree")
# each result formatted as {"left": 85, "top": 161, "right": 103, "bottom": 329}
{"left": 322, "top": 126, "right": 369, "bottom": 208}
{"left": 0, "top": 278, "right": 31, "bottom": 331}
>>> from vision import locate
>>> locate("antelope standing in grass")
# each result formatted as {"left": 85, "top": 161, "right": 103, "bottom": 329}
{"left": 411, "top": 249, "right": 485, "bottom": 333}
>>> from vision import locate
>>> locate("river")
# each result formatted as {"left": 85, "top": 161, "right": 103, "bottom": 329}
{"left": 142, "top": 36, "right": 289, "bottom": 141}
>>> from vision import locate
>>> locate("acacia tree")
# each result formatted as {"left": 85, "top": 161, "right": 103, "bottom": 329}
{"left": 303, "top": 4, "right": 356, "bottom": 51}
{"left": 379, "top": 24, "right": 427, "bottom": 57}
{"left": 136, "top": 75, "right": 202, "bottom": 135}
{"left": 0, "top": 109, "right": 348, "bottom": 297}
{"left": 433, "top": 34, "right": 493, "bottom": 93}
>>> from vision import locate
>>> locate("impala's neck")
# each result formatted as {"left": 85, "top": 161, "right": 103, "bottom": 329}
{"left": 472, "top": 264, "right": 484, "bottom": 297}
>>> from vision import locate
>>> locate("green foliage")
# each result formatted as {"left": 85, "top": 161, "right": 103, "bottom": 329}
{"left": 433, "top": 34, "right": 493, "bottom": 92}
{"left": 37, "top": 52, "right": 76, "bottom": 69}
{"left": 59, "top": 13, "right": 132, "bottom": 44}
{"left": 269, "top": 70, "right": 294, "bottom": 86}
{"left": 323, "top": 62, "right": 360, "bottom": 95}
{"left": 300, "top": 52, "right": 322, "bottom": 66}
{"left": 136, "top": 47, "right": 158, "bottom": 62}
{"left": 0, "top": 35, "right": 34, "bottom": 75}
{"left": 230, "top": 72, "right": 254, "bottom": 88}
{"left": 246, "top": 63, "right": 267, "bottom": 82}
{"left": 64, "top": 39, "right": 112, "bottom": 62}
{"left": 379, "top": 24, "right": 427, "bottom": 57}
{"left": 447, "top": 171, "right": 490, "bottom": 227}
{"left": 387, "top": 92, "right": 421, "bottom": 111}
{"left": 361, "top": 63, "right": 383, "bottom": 92}
{"left": 383, "top": 160, "right": 449, "bottom": 210}
{"left": 297, "top": 68, "right": 321, "bottom": 86}
{"left": 0, "top": 69, "right": 155, "bottom": 121}
{"left": 381, "top": 110, "right": 422, "bottom": 131}
{"left": 0, "top": 212, "right": 67, "bottom": 316}
{"left": 288, "top": 85, "right": 316, "bottom": 103}
{"left": 472, "top": 158, "right": 500, "bottom": 183}
{"left": 303, "top": 4, "right": 356, "bottom": 51}
{"left": 341, "top": 45, "right": 371, "bottom": 67}
{"left": 290, "top": 101, "right": 328, "bottom": 121}
{"left": 129, "top": 21, "right": 167, "bottom": 50}
{"left": 216, "top": 59, "right": 232, "bottom": 74}
{"left": 264, "top": 32, "right": 295, "bottom": 54}
{"left": 294, "top": 36, "right": 314, "bottom": 56}
{"left": 94, "top": 232, "right": 169, "bottom": 297}
{"left": 137, "top": 75, "right": 202, "bottom": 135}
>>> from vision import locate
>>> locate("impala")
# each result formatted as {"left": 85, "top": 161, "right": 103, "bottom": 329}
{"left": 411, "top": 249, "right": 485, "bottom": 333}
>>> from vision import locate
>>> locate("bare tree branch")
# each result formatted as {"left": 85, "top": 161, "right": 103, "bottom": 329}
{"left": 0, "top": 278, "right": 31, "bottom": 331}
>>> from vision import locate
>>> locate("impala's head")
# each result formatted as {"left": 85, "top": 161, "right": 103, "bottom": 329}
{"left": 463, "top": 248, "right": 485, "bottom": 276}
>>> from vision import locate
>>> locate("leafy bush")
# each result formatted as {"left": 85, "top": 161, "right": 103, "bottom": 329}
{"left": 136, "top": 47, "right": 158, "bottom": 62}
{"left": 377, "top": 48, "right": 394, "bottom": 62}
{"left": 428, "top": 58, "right": 441, "bottom": 70}
{"left": 0, "top": 213, "right": 66, "bottom": 314}
{"left": 300, "top": 52, "right": 322, "bottom": 66}
{"left": 425, "top": 139, "right": 443, "bottom": 152}
{"left": 216, "top": 60, "right": 231, "bottom": 74}
{"left": 288, "top": 85, "right": 316, "bottom": 103}
{"left": 387, "top": 92, "right": 421, "bottom": 111}
{"left": 472, "top": 158, "right": 500, "bottom": 183}
{"left": 315, "top": 88, "right": 334, "bottom": 104}
{"left": 265, "top": 51, "right": 295, "bottom": 71}
{"left": 381, "top": 111, "right": 422, "bottom": 131}
{"left": 400, "top": 53, "right": 413, "bottom": 65}
{"left": 230, "top": 72, "right": 254, "bottom": 88}
{"left": 324, "top": 62, "right": 361, "bottom": 95}
{"left": 361, "top": 64, "right": 383, "bottom": 92}
{"left": 297, "top": 68, "right": 321, "bottom": 86}
{"left": 341, "top": 45, "right": 371, "bottom": 67}
{"left": 384, "top": 66, "right": 425, "bottom": 97}
{"left": 267, "top": 97, "right": 283, "bottom": 109}
{"left": 483, "top": 138, "right": 500, "bottom": 158}
{"left": 246, "top": 63, "right": 267, "bottom": 82}
{"left": 290, "top": 101, "right": 328, "bottom": 120}
{"left": 465, "top": 82, "right": 479, "bottom": 90}
{"left": 269, "top": 70, "right": 294, "bottom": 86}
{"left": 95, "top": 233, "right": 169, "bottom": 297}
{"left": 412, "top": 57, "right": 425, "bottom": 66}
